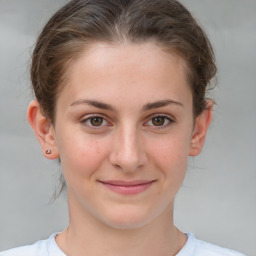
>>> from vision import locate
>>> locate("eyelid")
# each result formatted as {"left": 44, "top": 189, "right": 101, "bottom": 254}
{"left": 80, "top": 114, "right": 112, "bottom": 129}
{"left": 143, "top": 114, "right": 174, "bottom": 128}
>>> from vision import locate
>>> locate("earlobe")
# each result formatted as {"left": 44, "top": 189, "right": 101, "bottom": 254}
{"left": 189, "top": 100, "right": 213, "bottom": 156}
{"left": 27, "top": 100, "right": 59, "bottom": 159}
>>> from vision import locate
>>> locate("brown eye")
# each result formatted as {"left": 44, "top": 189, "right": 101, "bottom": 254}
{"left": 81, "top": 115, "right": 110, "bottom": 130}
{"left": 144, "top": 115, "right": 173, "bottom": 129}
{"left": 90, "top": 117, "right": 104, "bottom": 126}
{"left": 152, "top": 116, "right": 165, "bottom": 126}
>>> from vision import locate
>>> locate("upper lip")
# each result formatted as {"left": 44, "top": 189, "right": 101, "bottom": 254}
{"left": 99, "top": 180, "right": 156, "bottom": 186}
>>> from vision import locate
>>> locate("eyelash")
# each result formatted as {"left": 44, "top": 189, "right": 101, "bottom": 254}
{"left": 80, "top": 114, "right": 174, "bottom": 130}
{"left": 144, "top": 115, "right": 174, "bottom": 129}
{"left": 80, "top": 114, "right": 110, "bottom": 129}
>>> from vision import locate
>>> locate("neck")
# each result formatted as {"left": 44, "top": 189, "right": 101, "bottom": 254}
{"left": 56, "top": 192, "right": 187, "bottom": 256}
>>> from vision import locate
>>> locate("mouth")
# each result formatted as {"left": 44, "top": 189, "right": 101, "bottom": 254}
{"left": 98, "top": 180, "right": 156, "bottom": 195}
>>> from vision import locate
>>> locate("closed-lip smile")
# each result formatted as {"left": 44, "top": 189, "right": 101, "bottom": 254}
{"left": 98, "top": 180, "right": 156, "bottom": 195}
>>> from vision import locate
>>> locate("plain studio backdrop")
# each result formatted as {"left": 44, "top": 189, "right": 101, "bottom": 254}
{"left": 0, "top": 1, "right": 255, "bottom": 255}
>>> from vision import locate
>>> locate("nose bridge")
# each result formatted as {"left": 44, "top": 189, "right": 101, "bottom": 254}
{"left": 121, "top": 125, "right": 139, "bottom": 158}
{"left": 109, "top": 123, "right": 146, "bottom": 172}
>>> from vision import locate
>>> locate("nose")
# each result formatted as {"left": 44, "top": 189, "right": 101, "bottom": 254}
{"left": 109, "top": 126, "right": 148, "bottom": 173}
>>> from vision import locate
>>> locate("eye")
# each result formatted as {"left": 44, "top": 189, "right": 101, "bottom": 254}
{"left": 144, "top": 115, "right": 173, "bottom": 128}
{"left": 89, "top": 117, "right": 104, "bottom": 126}
{"left": 152, "top": 116, "right": 166, "bottom": 126}
{"left": 81, "top": 115, "right": 109, "bottom": 128}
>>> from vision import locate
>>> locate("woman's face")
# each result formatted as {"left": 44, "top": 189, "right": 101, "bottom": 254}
{"left": 52, "top": 42, "right": 200, "bottom": 228}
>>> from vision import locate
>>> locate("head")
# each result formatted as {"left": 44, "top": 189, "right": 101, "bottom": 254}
{"left": 30, "top": 0, "right": 216, "bottom": 122}
{"left": 28, "top": 0, "right": 216, "bottom": 228}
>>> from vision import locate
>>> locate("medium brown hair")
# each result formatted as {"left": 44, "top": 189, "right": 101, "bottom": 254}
{"left": 31, "top": 0, "right": 216, "bottom": 122}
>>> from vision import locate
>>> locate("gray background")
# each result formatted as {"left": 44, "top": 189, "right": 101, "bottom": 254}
{"left": 0, "top": 0, "right": 255, "bottom": 255}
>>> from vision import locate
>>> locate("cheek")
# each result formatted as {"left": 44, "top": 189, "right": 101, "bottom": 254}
{"left": 157, "top": 143, "right": 188, "bottom": 178}
{"left": 148, "top": 131, "right": 192, "bottom": 183}
{"left": 56, "top": 130, "right": 110, "bottom": 183}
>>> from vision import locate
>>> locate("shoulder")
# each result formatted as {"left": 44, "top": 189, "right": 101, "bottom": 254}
{"left": 0, "top": 233, "right": 65, "bottom": 256}
{"left": 0, "top": 241, "right": 47, "bottom": 256}
{"left": 194, "top": 236, "right": 246, "bottom": 256}
{"left": 177, "top": 233, "right": 246, "bottom": 256}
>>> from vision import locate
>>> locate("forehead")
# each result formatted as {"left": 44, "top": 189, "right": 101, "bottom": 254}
{"left": 70, "top": 42, "right": 189, "bottom": 78}
{"left": 58, "top": 42, "right": 192, "bottom": 109}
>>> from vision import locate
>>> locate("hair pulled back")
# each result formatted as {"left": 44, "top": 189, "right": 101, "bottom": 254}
{"left": 31, "top": 0, "right": 216, "bottom": 122}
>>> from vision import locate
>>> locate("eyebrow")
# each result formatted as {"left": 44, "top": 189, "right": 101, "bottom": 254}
{"left": 70, "top": 99, "right": 115, "bottom": 111}
{"left": 142, "top": 100, "right": 183, "bottom": 111}
{"left": 70, "top": 99, "right": 183, "bottom": 111}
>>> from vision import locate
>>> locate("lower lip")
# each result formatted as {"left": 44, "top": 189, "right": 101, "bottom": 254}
{"left": 100, "top": 181, "right": 154, "bottom": 195}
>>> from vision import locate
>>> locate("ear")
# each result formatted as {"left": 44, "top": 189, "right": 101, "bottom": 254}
{"left": 189, "top": 100, "right": 213, "bottom": 156}
{"left": 27, "top": 100, "right": 59, "bottom": 159}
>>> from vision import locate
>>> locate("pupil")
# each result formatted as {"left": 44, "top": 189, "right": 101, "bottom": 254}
{"left": 152, "top": 117, "right": 164, "bottom": 126}
{"left": 91, "top": 117, "right": 103, "bottom": 126}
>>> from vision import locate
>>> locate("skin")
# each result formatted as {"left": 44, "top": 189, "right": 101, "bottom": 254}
{"left": 27, "top": 42, "right": 212, "bottom": 256}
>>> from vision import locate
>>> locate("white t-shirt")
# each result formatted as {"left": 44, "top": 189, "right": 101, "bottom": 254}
{"left": 0, "top": 233, "right": 246, "bottom": 256}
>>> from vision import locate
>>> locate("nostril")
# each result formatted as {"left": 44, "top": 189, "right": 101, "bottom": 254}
{"left": 109, "top": 153, "right": 146, "bottom": 173}
{"left": 113, "top": 163, "right": 122, "bottom": 170}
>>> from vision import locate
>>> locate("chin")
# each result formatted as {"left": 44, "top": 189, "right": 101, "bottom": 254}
{"left": 99, "top": 205, "right": 158, "bottom": 230}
